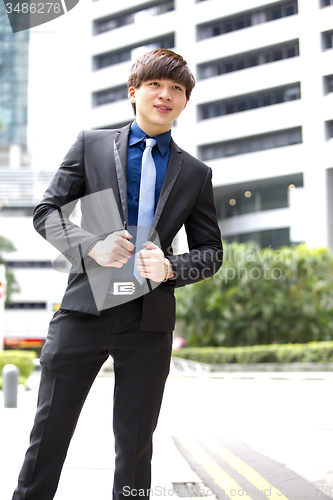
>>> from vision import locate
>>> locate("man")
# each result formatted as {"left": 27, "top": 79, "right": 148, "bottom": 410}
{"left": 12, "top": 49, "right": 222, "bottom": 500}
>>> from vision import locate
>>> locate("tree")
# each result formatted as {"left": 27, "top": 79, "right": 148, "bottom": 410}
{"left": 0, "top": 235, "right": 20, "bottom": 303}
{"left": 175, "top": 242, "right": 333, "bottom": 347}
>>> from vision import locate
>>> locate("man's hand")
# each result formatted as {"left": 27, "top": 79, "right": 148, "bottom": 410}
{"left": 88, "top": 230, "right": 134, "bottom": 267}
{"left": 136, "top": 242, "right": 174, "bottom": 283}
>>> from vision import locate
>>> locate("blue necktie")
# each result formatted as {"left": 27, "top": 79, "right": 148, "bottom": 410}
{"left": 134, "top": 137, "right": 157, "bottom": 284}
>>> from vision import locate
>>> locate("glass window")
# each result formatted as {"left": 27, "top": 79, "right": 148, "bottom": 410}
{"left": 236, "top": 19, "right": 245, "bottom": 30}
{"left": 324, "top": 31, "right": 333, "bottom": 49}
{"left": 225, "top": 62, "right": 233, "bottom": 73}
{"left": 199, "top": 127, "right": 302, "bottom": 160}
{"left": 94, "top": 1, "right": 174, "bottom": 35}
{"left": 275, "top": 91, "right": 284, "bottom": 103}
{"left": 199, "top": 83, "right": 300, "bottom": 120}
{"left": 325, "top": 75, "right": 333, "bottom": 94}
{"left": 197, "top": 1, "right": 297, "bottom": 40}
{"left": 238, "top": 101, "right": 246, "bottom": 112}
{"left": 93, "top": 86, "right": 128, "bottom": 107}
{"left": 94, "top": 34, "right": 174, "bottom": 70}
{"left": 197, "top": 41, "right": 299, "bottom": 81}
{"left": 263, "top": 95, "right": 271, "bottom": 106}
{"left": 224, "top": 228, "right": 290, "bottom": 249}
{"left": 261, "top": 186, "right": 287, "bottom": 210}
{"left": 274, "top": 50, "right": 283, "bottom": 61}
{"left": 287, "top": 47, "right": 295, "bottom": 58}
{"left": 285, "top": 6, "right": 295, "bottom": 15}
{"left": 271, "top": 8, "right": 282, "bottom": 20}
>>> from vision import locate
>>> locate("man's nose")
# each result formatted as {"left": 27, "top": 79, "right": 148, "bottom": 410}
{"left": 158, "top": 87, "right": 171, "bottom": 100}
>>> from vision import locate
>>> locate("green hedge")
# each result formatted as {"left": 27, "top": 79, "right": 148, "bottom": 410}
{"left": 172, "top": 341, "right": 333, "bottom": 364}
{"left": 0, "top": 350, "right": 37, "bottom": 388}
{"left": 175, "top": 243, "right": 333, "bottom": 347}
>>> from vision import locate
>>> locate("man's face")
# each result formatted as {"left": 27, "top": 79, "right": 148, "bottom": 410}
{"left": 128, "top": 79, "right": 188, "bottom": 136}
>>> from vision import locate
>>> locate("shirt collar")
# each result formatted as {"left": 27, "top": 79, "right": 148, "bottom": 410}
{"left": 129, "top": 120, "right": 171, "bottom": 156}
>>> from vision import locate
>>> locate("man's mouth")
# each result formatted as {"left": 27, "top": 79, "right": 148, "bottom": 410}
{"left": 155, "top": 105, "right": 172, "bottom": 113}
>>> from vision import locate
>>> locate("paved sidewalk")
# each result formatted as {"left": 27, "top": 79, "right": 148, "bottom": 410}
{"left": 0, "top": 372, "right": 200, "bottom": 500}
{"left": 1, "top": 370, "right": 333, "bottom": 499}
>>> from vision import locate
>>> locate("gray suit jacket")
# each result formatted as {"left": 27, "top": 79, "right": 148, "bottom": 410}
{"left": 33, "top": 123, "right": 223, "bottom": 331}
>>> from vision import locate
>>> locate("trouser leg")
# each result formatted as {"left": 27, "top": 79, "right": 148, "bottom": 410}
{"left": 12, "top": 309, "right": 112, "bottom": 500}
{"left": 111, "top": 324, "right": 172, "bottom": 500}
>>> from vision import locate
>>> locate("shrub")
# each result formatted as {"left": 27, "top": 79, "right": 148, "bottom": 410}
{"left": 0, "top": 350, "right": 37, "bottom": 388}
{"left": 172, "top": 341, "right": 333, "bottom": 364}
{"left": 175, "top": 242, "right": 333, "bottom": 347}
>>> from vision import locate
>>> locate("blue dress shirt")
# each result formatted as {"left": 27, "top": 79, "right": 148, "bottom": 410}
{"left": 127, "top": 120, "right": 171, "bottom": 226}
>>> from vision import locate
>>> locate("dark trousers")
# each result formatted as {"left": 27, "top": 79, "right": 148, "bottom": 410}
{"left": 12, "top": 298, "right": 172, "bottom": 500}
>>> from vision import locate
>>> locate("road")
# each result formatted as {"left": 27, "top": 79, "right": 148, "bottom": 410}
{"left": 158, "top": 375, "right": 333, "bottom": 499}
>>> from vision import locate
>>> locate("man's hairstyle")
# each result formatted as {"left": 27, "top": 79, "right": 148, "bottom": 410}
{"left": 127, "top": 49, "right": 196, "bottom": 114}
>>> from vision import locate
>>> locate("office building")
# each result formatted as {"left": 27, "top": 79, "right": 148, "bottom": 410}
{"left": 89, "top": 0, "right": 333, "bottom": 249}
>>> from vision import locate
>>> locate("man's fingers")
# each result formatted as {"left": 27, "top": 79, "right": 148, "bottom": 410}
{"left": 118, "top": 230, "right": 133, "bottom": 240}
{"left": 141, "top": 241, "right": 160, "bottom": 250}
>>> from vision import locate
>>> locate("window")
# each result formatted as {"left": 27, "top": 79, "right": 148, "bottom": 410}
{"left": 321, "top": 0, "right": 333, "bottom": 7}
{"left": 326, "top": 120, "right": 333, "bottom": 139}
{"left": 93, "top": 85, "right": 128, "bottom": 107}
{"left": 323, "top": 30, "right": 333, "bottom": 50}
{"left": 324, "top": 74, "right": 333, "bottom": 94}
{"left": 94, "top": 34, "right": 174, "bottom": 70}
{"left": 94, "top": 1, "right": 174, "bottom": 35}
{"left": 223, "top": 228, "right": 290, "bottom": 248}
{"left": 6, "top": 261, "right": 53, "bottom": 268}
{"left": 197, "top": 1, "right": 297, "bottom": 41}
{"left": 197, "top": 40, "right": 299, "bottom": 80}
{"left": 95, "top": 49, "right": 131, "bottom": 70}
{"left": 198, "top": 83, "right": 301, "bottom": 120}
{"left": 199, "top": 127, "right": 302, "bottom": 161}
{"left": 94, "top": 14, "right": 133, "bottom": 35}
{"left": 214, "top": 175, "right": 303, "bottom": 220}
{"left": 5, "top": 302, "right": 47, "bottom": 309}
{"left": 263, "top": 95, "right": 271, "bottom": 106}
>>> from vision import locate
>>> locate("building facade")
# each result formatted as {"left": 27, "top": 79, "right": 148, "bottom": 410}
{"left": 0, "top": 1, "right": 30, "bottom": 168}
{"left": 89, "top": 0, "right": 333, "bottom": 250}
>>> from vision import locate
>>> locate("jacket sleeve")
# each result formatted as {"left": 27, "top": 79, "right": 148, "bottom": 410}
{"left": 33, "top": 131, "right": 101, "bottom": 269}
{"left": 167, "top": 167, "right": 223, "bottom": 287}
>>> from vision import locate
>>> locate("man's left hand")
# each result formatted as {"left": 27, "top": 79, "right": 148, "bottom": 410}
{"left": 136, "top": 242, "right": 173, "bottom": 283}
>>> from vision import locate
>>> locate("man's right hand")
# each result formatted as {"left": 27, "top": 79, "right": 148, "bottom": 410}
{"left": 87, "top": 230, "right": 134, "bottom": 267}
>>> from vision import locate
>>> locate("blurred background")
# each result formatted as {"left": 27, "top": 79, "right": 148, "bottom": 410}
{"left": 1, "top": 0, "right": 333, "bottom": 353}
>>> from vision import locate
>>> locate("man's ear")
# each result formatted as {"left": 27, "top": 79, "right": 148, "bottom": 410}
{"left": 128, "top": 86, "right": 136, "bottom": 103}
{"left": 183, "top": 100, "right": 188, "bottom": 110}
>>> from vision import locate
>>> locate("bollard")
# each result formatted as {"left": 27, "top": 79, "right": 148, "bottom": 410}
{"left": 2, "top": 364, "right": 19, "bottom": 408}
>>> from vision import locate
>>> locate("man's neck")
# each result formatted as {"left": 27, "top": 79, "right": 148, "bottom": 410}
{"left": 135, "top": 118, "right": 172, "bottom": 138}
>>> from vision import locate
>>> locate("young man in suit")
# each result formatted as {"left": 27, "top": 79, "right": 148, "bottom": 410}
{"left": 12, "top": 49, "right": 222, "bottom": 500}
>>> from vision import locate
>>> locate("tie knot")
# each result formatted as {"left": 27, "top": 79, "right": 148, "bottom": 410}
{"left": 145, "top": 137, "right": 157, "bottom": 150}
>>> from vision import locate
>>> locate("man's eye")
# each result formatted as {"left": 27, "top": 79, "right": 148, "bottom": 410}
{"left": 174, "top": 86, "right": 183, "bottom": 91}
{"left": 150, "top": 82, "right": 159, "bottom": 86}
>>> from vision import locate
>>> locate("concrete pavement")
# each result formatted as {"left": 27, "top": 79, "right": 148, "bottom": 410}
{"left": 1, "top": 369, "right": 333, "bottom": 499}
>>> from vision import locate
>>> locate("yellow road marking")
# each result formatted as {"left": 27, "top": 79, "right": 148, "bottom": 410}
{"left": 204, "top": 438, "right": 289, "bottom": 500}
{"left": 178, "top": 436, "right": 255, "bottom": 499}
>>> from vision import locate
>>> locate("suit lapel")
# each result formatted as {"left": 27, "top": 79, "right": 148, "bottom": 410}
{"left": 149, "top": 139, "right": 183, "bottom": 237}
{"left": 114, "top": 124, "right": 131, "bottom": 225}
